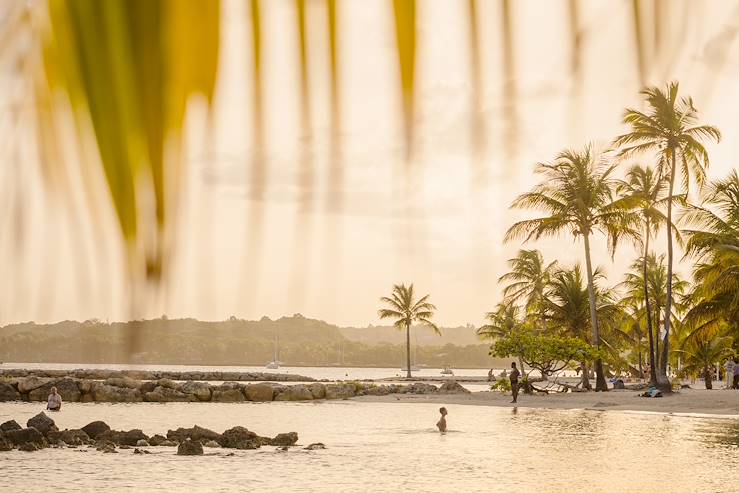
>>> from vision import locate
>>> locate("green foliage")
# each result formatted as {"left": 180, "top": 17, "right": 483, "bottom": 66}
{"left": 490, "top": 378, "right": 511, "bottom": 393}
{"left": 491, "top": 329, "right": 598, "bottom": 378}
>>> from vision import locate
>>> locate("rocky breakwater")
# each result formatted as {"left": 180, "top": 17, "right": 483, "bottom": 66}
{"left": 0, "top": 412, "right": 314, "bottom": 454}
{"left": 0, "top": 368, "right": 315, "bottom": 382}
{"left": 0, "top": 376, "right": 470, "bottom": 403}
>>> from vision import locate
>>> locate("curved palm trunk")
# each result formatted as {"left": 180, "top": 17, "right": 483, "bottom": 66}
{"left": 642, "top": 226, "right": 657, "bottom": 386}
{"left": 658, "top": 150, "right": 676, "bottom": 392}
{"left": 583, "top": 233, "right": 607, "bottom": 391}
{"left": 405, "top": 321, "right": 412, "bottom": 378}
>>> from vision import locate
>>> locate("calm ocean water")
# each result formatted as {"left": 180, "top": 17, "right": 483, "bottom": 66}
{"left": 1, "top": 400, "right": 738, "bottom": 492}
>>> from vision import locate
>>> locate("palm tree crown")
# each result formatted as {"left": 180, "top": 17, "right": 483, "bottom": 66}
{"left": 499, "top": 249, "right": 557, "bottom": 325}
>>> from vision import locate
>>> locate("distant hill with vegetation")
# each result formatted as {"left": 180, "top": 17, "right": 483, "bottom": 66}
{"left": 0, "top": 315, "right": 505, "bottom": 368}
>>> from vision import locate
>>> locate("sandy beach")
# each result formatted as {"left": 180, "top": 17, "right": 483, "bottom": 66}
{"left": 356, "top": 388, "right": 739, "bottom": 416}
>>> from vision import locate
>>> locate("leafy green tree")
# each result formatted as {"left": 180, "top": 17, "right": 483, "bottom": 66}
{"left": 498, "top": 249, "right": 557, "bottom": 329}
{"left": 614, "top": 82, "right": 720, "bottom": 389}
{"left": 378, "top": 283, "right": 440, "bottom": 377}
{"left": 678, "top": 336, "right": 734, "bottom": 389}
{"left": 491, "top": 328, "right": 599, "bottom": 385}
{"left": 506, "top": 146, "right": 637, "bottom": 392}
{"left": 683, "top": 171, "right": 739, "bottom": 344}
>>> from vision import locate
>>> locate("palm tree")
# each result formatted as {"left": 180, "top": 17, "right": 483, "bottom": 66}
{"left": 614, "top": 82, "right": 720, "bottom": 389}
{"left": 616, "top": 165, "right": 680, "bottom": 385}
{"left": 477, "top": 302, "right": 526, "bottom": 372}
{"left": 498, "top": 249, "right": 557, "bottom": 330}
{"left": 505, "top": 145, "right": 637, "bottom": 391}
{"left": 378, "top": 283, "right": 440, "bottom": 378}
{"left": 544, "top": 265, "right": 622, "bottom": 389}
{"left": 679, "top": 336, "right": 734, "bottom": 390}
{"left": 683, "top": 171, "right": 739, "bottom": 343}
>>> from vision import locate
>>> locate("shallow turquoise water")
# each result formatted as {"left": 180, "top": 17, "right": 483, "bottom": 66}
{"left": 1, "top": 401, "right": 738, "bottom": 492}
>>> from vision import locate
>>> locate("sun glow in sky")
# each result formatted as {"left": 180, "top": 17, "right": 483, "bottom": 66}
{"left": 4, "top": 0, "right": 739, "bottom": 328}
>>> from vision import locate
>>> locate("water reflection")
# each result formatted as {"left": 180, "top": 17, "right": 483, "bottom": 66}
{"left": 2, "top": 402, "right": 739, "bottom": 493}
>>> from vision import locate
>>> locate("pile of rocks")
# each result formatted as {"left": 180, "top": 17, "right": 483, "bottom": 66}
{"left": 0, "top": 412, "right": 308, "bottom": 455}
{"left": 0, "top": 369, "right": 315, "bottom": 382}
{"left": 0, "top": 377, "right": 469, "bottom": 404}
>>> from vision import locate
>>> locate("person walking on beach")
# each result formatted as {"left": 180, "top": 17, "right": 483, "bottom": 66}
{"left": 509, "top": 362, "right": 520, "bottom": 404}
{"left": 733, "top": 363, "right": 739, "bottom": 390}
{"left": 436, "top": 407, "right": 448, "bottom": 433}
{"left": 47, "top": 386, "right": 62, "bottom": 411}
{"left": 725, "top": 358, "right": 736, "bottom": 389}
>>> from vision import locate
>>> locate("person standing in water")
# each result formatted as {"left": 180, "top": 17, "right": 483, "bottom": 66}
{"left": 509, "top": 362, "right": 520, "bottom": 404}
{"left": 436, "top": 407, "right": 448, "bottom": 433}
{"left": 47, "top": 386, "right": 62, "bottom": 411}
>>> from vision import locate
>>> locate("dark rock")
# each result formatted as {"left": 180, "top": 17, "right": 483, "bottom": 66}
{"left": 203, "top": 440, "right": 221, "bottom": 448}
{"left": 0, "top": 420, "right": 22, "bottom": 433}
{"left": 81, "top": 421, "right": 110, "bottom": 440}
{"left": 0, "top": 437, "right": 13, "bottom": 451}
{"left": 27, "top": 412, "right": 57, "bottom": 436}
{"left": 136, "top": 439, "right": 149, "bottom": 447}
{"left": 119, "top": 430, "right": 149, "bottom": 446}
{"left": 219, "top": 426, "right": 260, "bottom": 449}
{"left": 438, "top": 381, "right": 469, "bottom": 394}
{"left": 103, "top": 377, "right": 141, "bottom": 390}
{"left": 270, "top": 432, "right": 298, "bottom": 447}
{"left": 119, "top": 444, "right": 131, "bottom": 449}
{"left": 19, "top": 442, "right": 40, "bottom": 452}
{"left": 304, "top": 442, "right": 326, "bottom": 450}
{"left": 159, "top": 440, "right": 177, "bottom": 447}
{"left": 0, "top": 382, "right": 20, "bottom": 401}
{"left": 167, "top": 425, "right": 221, "bottom": 444}
{"left": 48, "top": 429, "right": 90, "bottom": 446}
{"left": 5, "top": 427, "right": 47, "bottom": 448}
{"left": 97, "top": 442, "right": 117, "bottom": 453}
{"left": 364, "top": 385, "right": 390, "bottom": 396}
{"left": 148, "top": 434, "right": 167, "bottom": 446}
{"left": 177, "top": 438, "right": 203, "bottom": 456}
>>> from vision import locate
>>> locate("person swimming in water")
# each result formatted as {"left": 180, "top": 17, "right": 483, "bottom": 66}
{"left": 436, "top": 407, "right": 448, "bottom": 432}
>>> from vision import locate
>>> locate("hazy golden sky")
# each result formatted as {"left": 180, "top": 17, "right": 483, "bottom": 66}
{"left": 4, "top": 0, "right": 739, "bottom": 327}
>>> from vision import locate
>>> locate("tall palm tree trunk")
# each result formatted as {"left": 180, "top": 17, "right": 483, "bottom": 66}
{"left": 658, "top": 150, "right": 676, "bottom": 392}
{"left": 405, "top": 321, "right": 412, "bottom": 378}
{"left": 642, "top": 226, "right": 657, "bottom": 386}
{"left": 583, "top": 233, "right": 607, "bottom": 391}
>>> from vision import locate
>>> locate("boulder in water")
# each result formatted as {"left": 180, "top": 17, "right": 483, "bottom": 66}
{"left": 136, "top": 439, "right": 149, "bottom": 447}
{"left": 0, "top": 382, "right": 20, "bottom": 402}
{"left": 270, "top": 432, "right": 298, "bottom": 447}
{"left": 219, "top": 426, "right": 260, "bottom": 449}
{"left": 48, "top": 429, "right": 90, "bottom": 446}
{"left": 5, "top": 427, "right": 48, "bottom": 448}
{"left": 81, "top": 421, "right": 110, "bottom": 440}
{"left": 28, "top": 378, "right": 81, "bottom": 402}
{"left": 212, "top": 385, "right": 245, "bottom": 403}
{"left": 0, "top": 420, "right": 21, "bottom": 433}
{"left": 304, "top": 442, "right": 325, "bottom": 450}
{"left": 27, "top": 412, "right": 57, "bottom": 436}
{"left": 167, "top": 425, "right": 221, "bottom": 444}
{"left": 19, "top": 442, "right": 40, "bottom": 452}
{"left": 203, "top": 440, "right": 221, "bottom": 448}
{"left": 324, "top": 383, "right": 356, "bottom": 400}
{"left": 148, "top": 434, "right": 167, "bottom": 446}
{"left": 17, "top": 376, "right": 50, "bottom": 394}
{"left": 144, "top": 386, "right": 197, "bottom": 403}
{"left": 177, "top": 438, "right": 203, "bottom": 456}
{"left": 93, "top": 385, "right": 143, "bottom": 403}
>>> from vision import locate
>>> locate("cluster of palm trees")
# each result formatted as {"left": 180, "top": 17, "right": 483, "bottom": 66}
{"left": 483, "top": 82, "right": 733, "bottom": 391}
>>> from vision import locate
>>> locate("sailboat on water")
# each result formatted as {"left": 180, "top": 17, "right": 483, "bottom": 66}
{"left": 265, "top": 332, "right": 280, "bottom": 369}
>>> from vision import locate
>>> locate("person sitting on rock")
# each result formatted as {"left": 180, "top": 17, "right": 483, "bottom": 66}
{"left": 47, "top": 386, "right": 62, "bottom": 411}
{"left": 436, "top": 407, "right": 448, "bottom": 433}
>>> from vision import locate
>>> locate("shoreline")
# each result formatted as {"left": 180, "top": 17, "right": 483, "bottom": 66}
{"left": 354, "top": 388, "right": 739, "bottom": 416}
